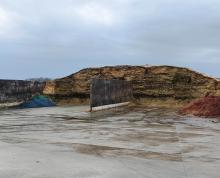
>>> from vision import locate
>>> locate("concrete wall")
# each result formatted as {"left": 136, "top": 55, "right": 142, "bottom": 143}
{"left": 0, "top": 80, "right": 45, "bottom": 103}
{"left": 90, "top": 79, "right": 133, "bottom": 108}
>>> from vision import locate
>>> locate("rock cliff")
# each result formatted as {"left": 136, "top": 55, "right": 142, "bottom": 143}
{"left": 0, "top": 80, "right": 45, "bottom": 106}
{"left": 43, "top": 65, "right": 220, "bottom": 107}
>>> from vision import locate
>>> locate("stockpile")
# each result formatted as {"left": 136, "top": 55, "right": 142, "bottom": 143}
{"left": 19, "top": 95, "right": 55, "bottom": 108}
{"left": 179, "top": 96, "right": 220, "bottom": 117}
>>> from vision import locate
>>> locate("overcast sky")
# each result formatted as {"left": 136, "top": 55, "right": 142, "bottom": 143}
{"left": 0, "top": 0, "right": 220, "bottom": 79}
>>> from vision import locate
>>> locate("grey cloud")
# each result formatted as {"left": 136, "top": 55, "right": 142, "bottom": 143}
{"left": 0, "top": 0, "right": 220, "bottom": 79}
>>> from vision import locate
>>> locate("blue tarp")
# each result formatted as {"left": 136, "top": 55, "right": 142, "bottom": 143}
{"left": 19, "top": 95, "right": 55, "bottom": 109}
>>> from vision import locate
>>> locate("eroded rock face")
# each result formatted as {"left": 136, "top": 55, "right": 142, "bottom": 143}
{"left": 0, "top": 80, "right": 45, "bottom": 104}
{"left": 179, "top": 96, "right": 220, "bottom": 117}
{"left": 43, "top": 65, "right": 220, "bottom": 106}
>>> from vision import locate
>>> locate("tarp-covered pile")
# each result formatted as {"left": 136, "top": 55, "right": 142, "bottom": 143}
{"left": 19, "top": 95, "right": 55, "bottom": 109}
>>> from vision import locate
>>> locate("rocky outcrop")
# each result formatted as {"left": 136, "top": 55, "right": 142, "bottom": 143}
{"left": 0, "top": 80, "right": 45, "bottom": 105}
{"left": 43, "top": 65, "right": 220, "bottom": 107}
{"left": 180, "top": 96, "right": 220, "bottom": 117}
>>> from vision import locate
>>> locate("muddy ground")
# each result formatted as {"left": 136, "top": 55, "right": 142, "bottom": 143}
{"left": 0, "top": 106, "right": 219, "bottom": 178}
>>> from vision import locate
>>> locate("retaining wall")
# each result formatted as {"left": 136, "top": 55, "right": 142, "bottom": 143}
{"left": 90, "top": 79, "right": 133, "bottom": 109}
{"left": 0, "top": 80, "right": 45, "bottom": 103}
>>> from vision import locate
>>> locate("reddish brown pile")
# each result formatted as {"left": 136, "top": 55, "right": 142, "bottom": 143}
{"left": 180, "top": 96, "right": 220, "bottom": 117}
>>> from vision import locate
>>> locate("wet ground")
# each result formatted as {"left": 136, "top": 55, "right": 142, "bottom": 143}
{"left": 0, "top": 106, "right": 219, "bottom": 178}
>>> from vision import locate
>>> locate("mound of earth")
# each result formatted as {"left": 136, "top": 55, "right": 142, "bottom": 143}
{"left": 43, "top": 65, "right": 220, "bottom": 106}
{"left": 179, "top": 96, "right": 220, "bottom": 117}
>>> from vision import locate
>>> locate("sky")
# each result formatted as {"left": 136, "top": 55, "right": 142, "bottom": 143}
{"left": 0, "top": 0, "right": 220, "bottom": 79}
